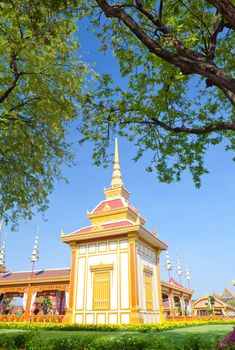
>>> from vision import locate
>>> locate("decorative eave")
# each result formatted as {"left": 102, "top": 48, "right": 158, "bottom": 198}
{"left": 88, "top": 207, "right": 130, "bottom": 219}
{"left": 88, "top": 206, "right": 145, "bottom": 225}
{"left": 104, "top": 186, "right": 130, "bottom": 200}
{"left": 61, "top": 222, "right": 167, "bottom": 251}
{"left": 61, "top": 224, "right": 138, "bottom": 244}
{"left": 193, "top": 304, "right": 224, "bottom": 310}
{"left": 138, "top": 226, "right": 167, "bottom": 250}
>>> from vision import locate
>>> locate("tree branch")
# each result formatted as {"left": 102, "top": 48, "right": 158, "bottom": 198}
{"left": 0, "top": 73, "right": 22, "bottom": 104}
{"left": 0, "top": 52, "right": 22, "bottom": 104}
{"left": 120, "top": 118, "right": 235, "bottom": 134}
{"left": 207, "top": 17, "right": 224, "bottom": 60}
{"left": 206, "top": 0, "right": 235, "bottom": 31}
{"left": 95, "top": 0, "right": 235, "bottom": 104}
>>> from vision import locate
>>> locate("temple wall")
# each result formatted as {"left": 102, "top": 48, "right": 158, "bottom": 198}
{"left": 136, "top": 241, "right": 161, "bottom": 323}
{"left": 73, "top": 238, "right": 131, "bottom": 324}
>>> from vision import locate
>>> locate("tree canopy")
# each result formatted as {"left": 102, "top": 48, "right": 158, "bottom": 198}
{"left": 78, "top": 0, "right": 235, "bottom": 187}
{"left": 1, "top": 0, "right": 235, "bottom": 225}
{"left": 0, "top": 0, "right": 88, "bottom": 225}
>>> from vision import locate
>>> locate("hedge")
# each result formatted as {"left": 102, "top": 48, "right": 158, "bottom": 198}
{"left": 0, "top": 331, "right": 234, "bottom": 350}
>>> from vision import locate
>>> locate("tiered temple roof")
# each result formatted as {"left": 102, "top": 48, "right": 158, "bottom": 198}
{"left": 61, "top": 139, "right": 166, "bottom": 250}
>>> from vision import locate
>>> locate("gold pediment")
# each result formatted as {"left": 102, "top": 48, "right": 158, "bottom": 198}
{"left": 103, "top": 203, "right": 111, "bottom": 211}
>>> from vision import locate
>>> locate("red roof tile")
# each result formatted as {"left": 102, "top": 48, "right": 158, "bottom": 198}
{"left": 103, "top": 220, "right": 133, "bottom": 230}
{"left": 70, "top": 220, "right": 134, "bottom": 236}
{"left": 93, "top": 198, "right": 124, "bottom": 213}
{"left": 169, "top": 277, "right": 183, "bottom": 288}
{"left": 0, "top": 268, "right": 70, "bottom": 282}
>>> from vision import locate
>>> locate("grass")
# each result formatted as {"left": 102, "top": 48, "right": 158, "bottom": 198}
{"left": 0, "top": 329, "right": 24, "bottom": 334}
{"left": 159, "top": 325, "right": 233, "bottom": 344}
{"left": 39, "top": 324, "right": 233, "bottom": 344}
{"left": 0, "top": 325, "right": 233, "bottom": 346}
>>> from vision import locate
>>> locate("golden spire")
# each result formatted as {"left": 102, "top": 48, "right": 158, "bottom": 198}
{"left": 110, "top": 138, "right": 124, "bottom": 188}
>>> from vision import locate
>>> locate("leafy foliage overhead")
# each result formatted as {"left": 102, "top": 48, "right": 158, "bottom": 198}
{"left": 78, "top": 0, "right": 235, "bottom": 187}
{"left": 0, "top": 0, "right": 89, "bottom": 225}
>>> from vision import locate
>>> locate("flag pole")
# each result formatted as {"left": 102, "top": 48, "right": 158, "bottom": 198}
{"left": 176, "top": 252, "right": 182, "bottom": 285}
{"left": 165, "top": 250, "right": 172, "bottom": 282}
{"left": 185, "top": 265, "right": 191, "bottom": 290}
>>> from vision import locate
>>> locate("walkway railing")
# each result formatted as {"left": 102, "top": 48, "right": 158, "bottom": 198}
{"left": 164, "top": 315, "right": 235, "bottom": 322}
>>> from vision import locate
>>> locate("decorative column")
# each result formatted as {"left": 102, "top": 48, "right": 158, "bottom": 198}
{"left": 180, "top": 294, "right": 185, "bottom": 318}
{"left": 25, "top": 287, "right": 32, "bottom": 321}
{"left": 155, "top": 249, "right": 163, "bottom": 322}
{"left": 63, "top": 243, "right": 77, "bottom": 323}
{"left": 189, "top": 297, "right": 193, "bottom": 317}
{"left": 169, "top": 290, "right": 175, "bottom": 319}
{"left": 128, "top": 233, "right": 141, "bottom": 323}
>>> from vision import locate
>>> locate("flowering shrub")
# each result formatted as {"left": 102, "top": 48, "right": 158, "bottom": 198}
{"left": 0, "top": 319, "right": 234, "bottom": 333}
{"left": 219, "top": 327, "right": 235, "bottom": 348}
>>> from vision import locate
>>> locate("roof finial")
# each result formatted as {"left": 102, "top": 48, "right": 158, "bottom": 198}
{"left": 110, "top": 138, "right": 124, "bottom": 188}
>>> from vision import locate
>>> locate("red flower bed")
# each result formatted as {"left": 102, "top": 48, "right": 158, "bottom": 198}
{"left": 219, "top": 327, "right": 235, "bottom": 348}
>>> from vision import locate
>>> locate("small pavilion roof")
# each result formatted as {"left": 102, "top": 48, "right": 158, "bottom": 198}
{"left": 221, "top": 288, "right": 235, "bottom": 299}
{"left": 193, "top": 294, "right": 235, "bottom": 311}
{"left": 0, "top": 268, "right": 70, "bottom": 282}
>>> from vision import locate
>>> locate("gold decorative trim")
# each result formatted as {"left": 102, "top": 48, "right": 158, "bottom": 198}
{"left": 90, "top": 264, "right": 114, "bottom": 272}
{"left": 103, "top": 203, "right": 111, "bottom": 211}
{"left": 143, "top": 265, "right": 153, "bottom": 275}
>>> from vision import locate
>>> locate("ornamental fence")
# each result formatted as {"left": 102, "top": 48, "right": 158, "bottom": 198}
{"left": 164, "top": 315, "right": 235, "bottom": 322}
{"left": 0, "top": 314, "right": 234, "bottom": 324}
{"left": 0, "top": 314, "right": 64, "bottom": 323}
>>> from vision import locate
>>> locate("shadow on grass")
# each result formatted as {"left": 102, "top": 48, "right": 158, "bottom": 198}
{"left": 158, "top": 325, "right": 234, "bottom": 344}
{"left": 39, "top": 325, "right": 234, "bottom": 345}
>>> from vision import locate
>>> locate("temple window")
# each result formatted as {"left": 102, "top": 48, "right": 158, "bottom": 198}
{"left": 90, "top": 264, "right": 113, "bottom": 311}
{"left": 143, "top": 266, "right": 153, "bottom": 310}
{"left": 93, "top": 272, "right": 110, "bottom": 310}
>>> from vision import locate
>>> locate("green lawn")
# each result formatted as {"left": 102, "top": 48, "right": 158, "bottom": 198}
{"left": 160, "top": 325, "right": 233, "bottom": 343}
{"left": 0, "top": 325, "right": 233, "bottom": 346}
{"left": 40, "top": 324, "right": 233, "bottom": 344}
{"left": 0, "top": 329, "right": 24, "bottom": 334}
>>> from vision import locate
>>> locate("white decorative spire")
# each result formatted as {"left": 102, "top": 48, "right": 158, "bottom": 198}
{"left": 185, "top": 264, "right": 191, "bottom": 289}
{"left": 30, "top": 233, "right": 39, "bottom": 263}
{"left": 0, "top": 218, "right": 3, "bottom": 253}
{"left": 176, "top": 253, "right": 182, "bottom": 284}
{"left": 165, "top": 250, "right": 172, "bottom": 281}
{"left": 110, "top": 138, "right": 124, "bottom": 188}
{"left": 0, "top": 238, "right": 6, "bottom": 268}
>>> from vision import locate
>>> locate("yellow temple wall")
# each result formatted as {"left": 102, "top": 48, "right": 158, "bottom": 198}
{"left": 136, "top": 241, "right": 161, "bottom": 323}
{"left": 72, "top": 237, "right": 131, "bottom": 325}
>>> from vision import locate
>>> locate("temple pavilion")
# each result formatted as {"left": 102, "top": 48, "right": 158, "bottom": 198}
{"left": 0, "top": 139, "right": 193, "bottom": 324}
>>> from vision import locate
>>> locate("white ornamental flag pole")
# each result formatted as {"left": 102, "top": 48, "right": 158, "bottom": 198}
{"left": 0, "top": 240, "right": 5, "bottom": 268}
{"left": 30, "top": 230, "right": 39, "bottom": 277}
{"left": 0, "top": 232, "right": 7, "bottom": 271}
{"left": 185, "top": 265, "right": 191, "bottom": 290}
{"left": 165, "top": 250, "right": 172, "bottom": 281}
{"left": 176, "top": 253, "right": 182, "bottom": 285}
{"left": 0, "top": 218, "right": 3, "bottom": 250}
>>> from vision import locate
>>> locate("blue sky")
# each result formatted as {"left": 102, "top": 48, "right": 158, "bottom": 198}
{"left": 2, "top": 19, "right": 235, "bottom": 299}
